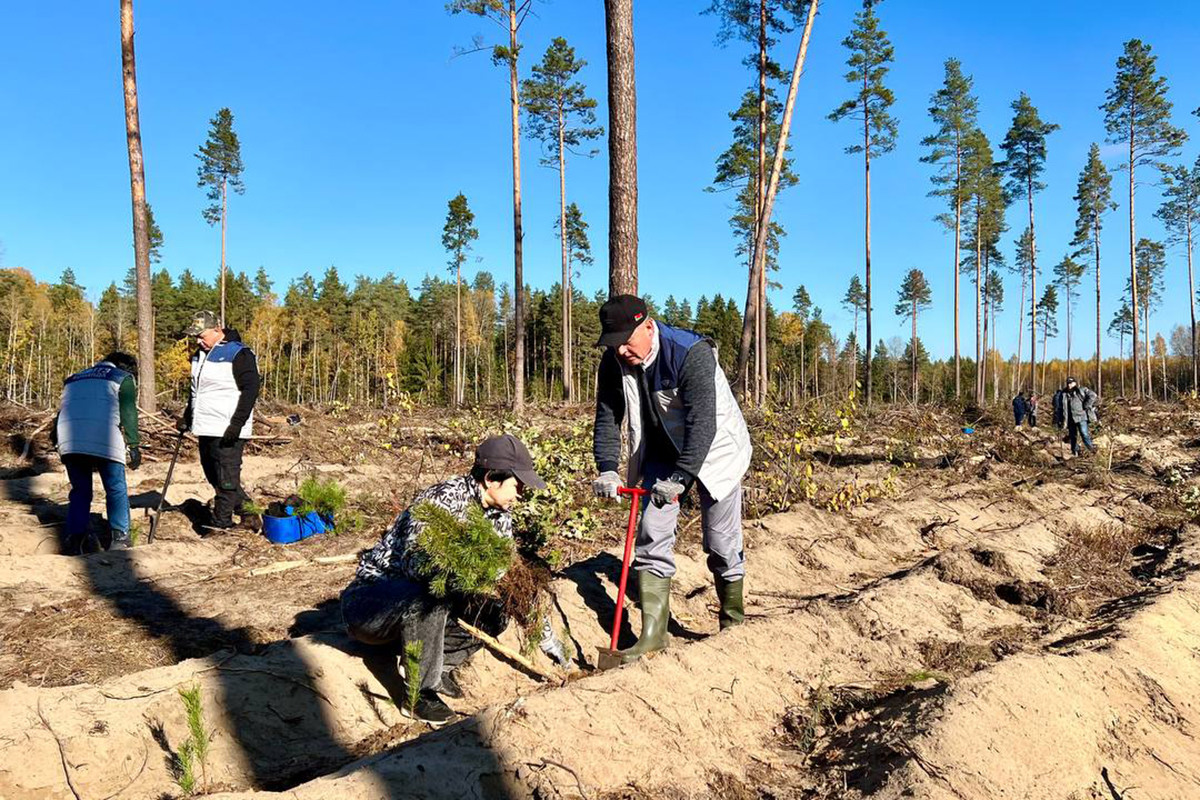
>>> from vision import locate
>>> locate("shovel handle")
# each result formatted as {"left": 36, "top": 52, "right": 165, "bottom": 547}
{"left": 610, "top": 486, "right": 648, "bottom": 650}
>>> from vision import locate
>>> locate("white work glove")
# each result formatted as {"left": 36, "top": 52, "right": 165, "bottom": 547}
{"left": 592, "top": 470, "right": 621, "bottom": 499}
{"left": 651, "top": 474, "right": 687, "bottom": 509}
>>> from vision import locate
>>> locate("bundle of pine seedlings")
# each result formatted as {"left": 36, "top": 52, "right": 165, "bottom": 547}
{"left": 411, "top": 503, "right": 513, "bottom": 599}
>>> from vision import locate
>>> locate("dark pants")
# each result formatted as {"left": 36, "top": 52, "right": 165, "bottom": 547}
{"left": 1013, "top": 407, "right": 1026, "bottom": 426}
{"left": 197, "top": 436, "right": 249, "bottom": 526}
{"left": 1068, "top": 419, "right": 1095, "bottom": 455}
{"left": 341, "top": 577, "right": 500, "bottom": 694}
{"left": 62, "top": 454, "right": 129, "bottom": 547}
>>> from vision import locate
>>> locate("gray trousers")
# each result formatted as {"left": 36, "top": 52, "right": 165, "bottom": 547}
{"left": 636, "top": 461, "right": 745, "bottom": 581}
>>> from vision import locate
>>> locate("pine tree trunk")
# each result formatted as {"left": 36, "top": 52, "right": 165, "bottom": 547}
{"left": 1028, "top": 175, "right": 1037, "bottom": 393}
{"left": 605, "top": 0, "right": 639, "bottom": 298}
{"left": 1144, "top": 301, "right": 1152, "bottom": 397}
{"left": 754, "top": 0, "right": 767, "bottom": 406}
{"left": 1188, "top": 219, "right": 1196, "bottom": 393}
{"left": 455, "top": 261, "right": 462, "bottom": 406}
{"left": 507, "top": 2, "right": 526, "bottom": 413}
{"left": 1014, "top": 272, "right": 1026, "bottom": 394}
{"left": 1095, "top": 220, "right": 1103, "bottom": 397}
{"left": 736, "top": 0, "right": 817, "bottom": 395}
{"left": 975, "top": 204, "right": 982, "bottom": 402}
{"left": 953, "top": 139, "right": 962, "bottom": 398}
{"left": 120, "top": 0, "right": 157, "bottom": 412}
{"left": 911, "top": 299, "right": 917, "bottom": 403}
{"left": 558, "top": 103, "right": 573, "bottom": 403}
{"left": 863, "top": 84, "right": 874, "bottom": 407}
{"left": 1128, "top": 109, "right": 1141, "bottom": 397}
{"left": 220, "top": 178, "right": 228, "bottom": 327}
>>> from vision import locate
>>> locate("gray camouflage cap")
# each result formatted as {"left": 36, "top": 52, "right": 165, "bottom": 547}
{"left": 183, "top": 310, "right": 220, "bottom": 337}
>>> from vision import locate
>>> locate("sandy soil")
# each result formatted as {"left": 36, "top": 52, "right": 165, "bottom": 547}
{"left": 1, "top": 402, "right": 1198, "bottom": 799}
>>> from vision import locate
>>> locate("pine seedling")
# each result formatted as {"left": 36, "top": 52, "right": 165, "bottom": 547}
{"left": 411, "top": 503, "right": 513, "bottom": 599}
{"left": 178, "top": 684, "right": 211, "bottom": 791}
{"left": 297, "top": 476, "right": 348, "bottom": 518}
{"left": 176, "top": 740, "right": 197, "bottom": 796}
{"left": 404, "top": 641, "right": 424, "bottom": 715}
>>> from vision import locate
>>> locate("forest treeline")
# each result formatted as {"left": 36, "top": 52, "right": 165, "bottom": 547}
{"left": 7, "top": 1, "right": 1200, "bottom": 410}
{"left": 2, "top": 263, "right": 1195, "bottom": 410}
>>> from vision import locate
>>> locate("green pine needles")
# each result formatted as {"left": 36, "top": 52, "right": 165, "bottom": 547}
{"left": 404, "top": 641, "right": 424, "bottom": 714}
{"left": 297, "top": 476, "right": 347, "bottom": 519}
{"left": 175, "top": 684, "right": 211, "bottom": 795}
{"left": 411, "top": 502, "right": 513, "bottom": 599}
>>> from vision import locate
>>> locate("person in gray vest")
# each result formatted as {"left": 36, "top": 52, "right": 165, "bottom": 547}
{"left": 52, "top": 352, "right": 141, "bottom": 554}
{"left": 592, "top": 294, "right": 753, "bottom": 664}
{"left": 176, "top": 311, "right": 260, "bottom": 530}
{"left": 1053, "top": 376, "right": 1099, "bottom": 456}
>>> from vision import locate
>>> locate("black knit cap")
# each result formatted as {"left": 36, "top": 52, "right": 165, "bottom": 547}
{"left": 474, "top": 434, "right": 546, "bottom": 491}
{"left": 596, "top": 294, "right": 649, "bottom": 347}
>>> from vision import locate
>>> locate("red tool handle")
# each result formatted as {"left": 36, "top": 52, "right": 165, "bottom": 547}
{"left": 611, "top": 486, "right": 648, "bottom": 650}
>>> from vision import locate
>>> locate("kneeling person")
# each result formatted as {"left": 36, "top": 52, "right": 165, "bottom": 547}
{"left": 341, "top": 434, "right": 546, "bottom": 726}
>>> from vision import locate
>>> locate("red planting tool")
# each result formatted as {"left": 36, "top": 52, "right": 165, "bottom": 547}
{"left": 597, "top": 485, "right": 649, "bottom": 669}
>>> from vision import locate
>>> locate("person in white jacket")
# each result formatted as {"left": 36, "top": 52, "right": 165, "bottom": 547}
{"left": 177, "top": 311, "right": 260, "bottom": 530}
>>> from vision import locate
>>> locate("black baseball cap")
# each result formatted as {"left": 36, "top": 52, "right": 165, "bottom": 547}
{"left": 596, "top": 294, "right": 649, "bottom": 347}
{"left": 474, "top": 434, "right": 546, "bottom": 491}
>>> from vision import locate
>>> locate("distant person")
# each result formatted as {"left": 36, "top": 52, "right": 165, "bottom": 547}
{"left": 176, "top": 311, "right": 260, "bottom": 530}
{"left": 1012, "top": 391, "right": 1029, "bottom": 427}
{"left": 1053, "top": 377, "right": 1099, "bottom": 456}
{"left": 341, "top": 435, "right": 559, "bottom": 727}
{"left": 1027, "top": 393, "right": 1040, "bottom": 427}
{"left": 52, "top": 352, "right": 141, "bottom": 554}
{"left": 591, "top": 294, "right": 752, "bottom": 665}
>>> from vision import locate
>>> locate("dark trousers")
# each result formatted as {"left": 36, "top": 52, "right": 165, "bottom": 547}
{"left": 62, "top": 454, "right": 129, "bottom": 546}
{"left": 197, "top": 436, "right": 249, "bottom": 527}
{"left": 341, "top": 577, "right": 498, "bottom": 694}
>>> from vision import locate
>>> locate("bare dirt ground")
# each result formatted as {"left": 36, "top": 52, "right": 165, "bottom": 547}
{"left": 1, "top": 399, "right": 1198, "bottom": 799}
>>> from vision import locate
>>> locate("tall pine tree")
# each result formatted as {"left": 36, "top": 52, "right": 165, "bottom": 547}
{"left": 1071, "top": 143, "right": 1116, "bottom": 396}
{"left": 195, "top": 107, "right": 245, "bottom": 326}
{"left": 920, "top": 57, "right": 978, "bottom": 398}
{"left": 522, "top": 37, "right": 602, "bottom": 403}
{"left": 999, "top": 93, "right": 1058, "bottom": 394}
{"left": 443, "top": 193, "right": 479, "bottom": 406}
{"left": 1155, "top": 155, "right": 1200, "bottom": 392}
{"left": 1102, "top": 39, "right": 1188, "bottom": 396}
{"left": 829, "top": 1, "right": 897, "bottom": 406}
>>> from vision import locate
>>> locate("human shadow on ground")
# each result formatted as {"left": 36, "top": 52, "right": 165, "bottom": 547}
{"left": 0, "top": 472, "right": 516, "bottom": 799}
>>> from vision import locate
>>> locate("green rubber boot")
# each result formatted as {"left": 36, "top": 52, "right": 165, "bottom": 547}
{"left": 617, "top": 571, "right": 671, "bottom": 665}
{"left": 716, "top": 577, "right": 744, "bottom": 630}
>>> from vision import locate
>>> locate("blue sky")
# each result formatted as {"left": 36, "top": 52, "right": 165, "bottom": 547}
{"left": 2, "top": 1, "right": 1199, "bottom": 359}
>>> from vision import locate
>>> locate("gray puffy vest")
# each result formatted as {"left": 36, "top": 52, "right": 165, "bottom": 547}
{"left": 57, "top": 362, "right": 129, "bottom": 463}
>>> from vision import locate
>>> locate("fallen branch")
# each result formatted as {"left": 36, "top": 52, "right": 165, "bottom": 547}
{"left": 20, "top": 419, "right": 53, "bottom": 461}
{"left": 455, "top": 618, "right": 562, "bottom": 684}
{"left": 36, "top": 699, "right": 83, "bottom": 800}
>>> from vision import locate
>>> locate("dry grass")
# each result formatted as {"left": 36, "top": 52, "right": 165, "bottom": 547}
{"left": 1044, "top": 521, "right": 1172, "bottom": 617}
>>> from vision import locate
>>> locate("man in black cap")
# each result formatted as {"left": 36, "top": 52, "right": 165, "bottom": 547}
{"left": 592, "top": 294, "right": 752, "bottom": 664}
{"left": 341, "top": 434, "right": 565, "bottom": 726}
{"left": 1053, "top": 376, "right": 1099, "bottom": 456}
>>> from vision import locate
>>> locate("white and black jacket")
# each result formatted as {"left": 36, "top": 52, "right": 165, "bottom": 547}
{"left": 186, "top": 328, "right": 260, "bottom": 439}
